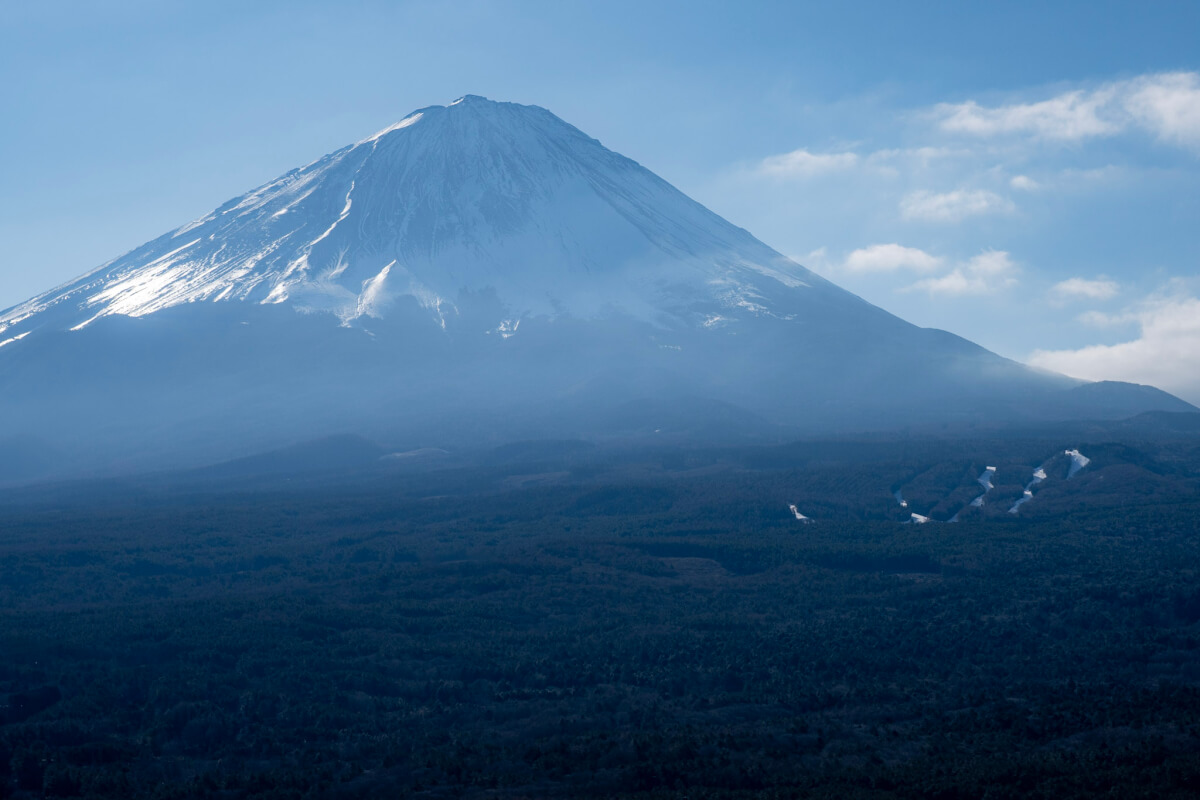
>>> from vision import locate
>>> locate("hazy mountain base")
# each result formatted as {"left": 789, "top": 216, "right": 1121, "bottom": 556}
{"left": 2, "top": 433, "right": 1200, "bottom": 797}
{"left": 0, "top": 300, "right": 1191, "bottom": 483}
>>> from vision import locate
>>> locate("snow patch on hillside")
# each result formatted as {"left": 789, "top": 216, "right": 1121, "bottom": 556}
{"left": 1009, "top": 465, "right": 1047, "bottom": 514}
{"left": 1066, "top": 449, "right": 1090, "bottom": 478}
{"left": 969, "top": 466, "right": 997, "bottom": 507}
{"left": 358, "top": 111, "right": 424, "bottom": 144}
{"left": 0, "top": 331, "right": 30, "bottom": 349}
{"left": 354, "top": 261, "right": 395, "bottom": 319}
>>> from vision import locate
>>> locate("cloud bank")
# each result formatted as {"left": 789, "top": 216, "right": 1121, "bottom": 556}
{"left": 935, "top": 71, "right": 1200, "bottom": 149}
{"left": 1029, "top": 293, "right": 1200, "bottom": 404}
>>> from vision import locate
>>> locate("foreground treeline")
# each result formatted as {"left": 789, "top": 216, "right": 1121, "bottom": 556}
{"left": 1, "top": 444, "right": 1200, "bottom": 797}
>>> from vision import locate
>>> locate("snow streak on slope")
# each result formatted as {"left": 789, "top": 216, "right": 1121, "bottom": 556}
{"left": 0, "top": 331, "right": 30, "bottom": 349}
{"left": 1065, "top": 449, "right": 1091, "bottom": 478}
{"left": 788, "top": 504, "right": 812, "bottom": 522}
{"left": 0, "top": 96, "right": 841, "bottom": 345}
{"left": 969, "top": 466, "right": 997, "bottom": 508}
{"left": 1008, "top": 450, "right": 1089, "bottom": 515}
{"left": 1009, "top": 465, "right": 1047, "bottom": 514}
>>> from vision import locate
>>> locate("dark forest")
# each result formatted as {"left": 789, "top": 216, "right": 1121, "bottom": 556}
{"left": 3, "top": 429, "right": 1200, "bottom": 798}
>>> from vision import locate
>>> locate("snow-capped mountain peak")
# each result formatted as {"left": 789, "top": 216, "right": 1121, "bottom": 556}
{"left": 1, "top": 95, "right": 833, "bottom": 342}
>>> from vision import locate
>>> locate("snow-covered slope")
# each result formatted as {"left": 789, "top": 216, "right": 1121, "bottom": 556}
{"left": 0, "top": 96, "right": 848, "bottom": 340}
{"left": 0, "top": 96, "right": 1192, "bottom": 477}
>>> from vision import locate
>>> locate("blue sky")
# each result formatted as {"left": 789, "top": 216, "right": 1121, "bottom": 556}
{"left": 3, "top": 1, "right": 1199, "bottom": 399}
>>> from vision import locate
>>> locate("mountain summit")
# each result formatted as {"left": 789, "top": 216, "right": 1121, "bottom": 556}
{"left": 0, "top": 96, "right": 1191, "bottom": 475}
{"left": 1, "top": 95, "right": 848, "bottom": 332}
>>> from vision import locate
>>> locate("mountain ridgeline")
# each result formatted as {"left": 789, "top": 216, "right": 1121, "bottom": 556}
{"left": 0, "top": 96, "right": 1191, "bottom": 477}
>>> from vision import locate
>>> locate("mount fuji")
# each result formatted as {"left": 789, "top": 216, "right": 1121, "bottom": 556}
{"left": 0, "top": 96, "right": 1191, "bottom": 477}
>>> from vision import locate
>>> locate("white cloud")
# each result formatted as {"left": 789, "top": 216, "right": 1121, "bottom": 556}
{"left": 934, "top": 71, "right": 1200, "bottom": 149}
{"left": 900, "top": 189, "right": 1015, "bottom": 223}
{"left": 757, "top": 148, "right": 859, "bottom": 177}
{"left": 936, "top": 90, "right": 1118, "bottom": 140}
{"left": 1029, "top": 294, "right": 1200, "bottom": 404}
{"left": 1009, "top": 175, "right": 1040, "bottom": 191}
{"left": 905, "top": 251, "right": 1019, "bottom": 296}
{"left": 1124, "top": 72, "right": 1200, "bottom": 148}
{"left": 1051, "top": 277, "right": 1120, "bottom": 301}
{"left": 843, "top": 243, "right": 942, "bottom": 273}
